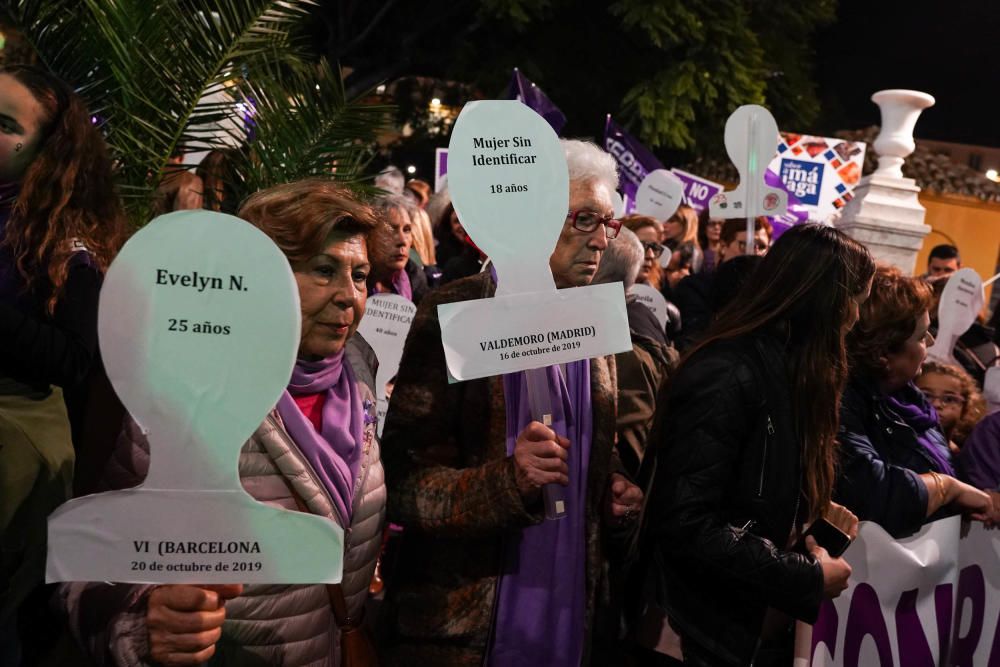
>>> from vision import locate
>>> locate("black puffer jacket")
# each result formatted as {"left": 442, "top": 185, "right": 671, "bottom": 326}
{"left": 644, "top": 332, "right": 824, "bottom": 666}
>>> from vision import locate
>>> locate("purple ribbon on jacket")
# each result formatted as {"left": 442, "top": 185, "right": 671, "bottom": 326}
{"left": 275, "top": 351, "right": 365, "bottom": 524}
{"left": 368, "top": 268, "right": 412, "bottom": 301}
{"left": 490, "top": 360, "right": 592, "bottom": 665}
{"left": 886, "top": 383, "right": 956, "bottom": 476}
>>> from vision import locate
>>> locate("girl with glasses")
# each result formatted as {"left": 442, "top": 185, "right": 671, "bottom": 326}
{"left": 915, "top": 360, "right": 985, "bottom": 451}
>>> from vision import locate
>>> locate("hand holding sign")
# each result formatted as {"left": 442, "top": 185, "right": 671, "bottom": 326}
{"left": 440, "top": 101, "right": 630, "bottom": 518}
{"left": 47, "top": 211, "right": 343, "bottom": 584}
{"left": 710, "top": 105, "right": 788, "bottom": 254}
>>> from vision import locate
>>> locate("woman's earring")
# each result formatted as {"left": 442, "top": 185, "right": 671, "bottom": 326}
{"left": 15, "top": 143, "right": 22, "bottom": 152}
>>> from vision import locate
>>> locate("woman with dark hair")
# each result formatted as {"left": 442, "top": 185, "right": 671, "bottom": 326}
{"left": 695, "top": 208, "right": 722, "bottom": 275}
{"left": 641, "top": 224, "right": 875, "bottom": 666}
{"left": 836, "top": 266, "right": 996, "bottom": 539}
{"left": 0, "top": 64, "right": 127, "bottom": 662}
{"left": 63, "top": 180, "right": 387, "bottom": 667}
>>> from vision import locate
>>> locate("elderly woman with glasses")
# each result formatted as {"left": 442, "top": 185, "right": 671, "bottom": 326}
{"left": 378, "top": 139, "right": 643, "bottom": 666}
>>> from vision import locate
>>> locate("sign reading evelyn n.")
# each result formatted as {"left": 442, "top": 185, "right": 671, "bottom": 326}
{"left": 438, "top": 101, "right": 630, "bottom": 382}
{"left": 46, "top": 210, "right": 344, "bottom": 584}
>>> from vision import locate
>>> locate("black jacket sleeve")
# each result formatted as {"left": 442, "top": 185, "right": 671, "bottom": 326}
{"left": 0, "top": 263, "right": 101, "bottom": 388}
{"left": 834, "top": 389, "right": 929, "bottom": 538}
{"left": 648, "top": 349, "right": 823, "bottom": 622}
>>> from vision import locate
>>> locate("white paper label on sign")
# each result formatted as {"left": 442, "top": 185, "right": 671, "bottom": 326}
{"left": 47, "top": 210, "right": 343, "bottom": 584}
{"left": 927, "top": 268, "right": 984, "bottom": 365}
{"left": 357, "top": 293, "right": 417, "bottom": 436}
{"left": 634, "top": 169, "right": 685, "bottom": 222}
{"left": 438, "top": 283, "right": 631, "bottom": 381}
{"left": 709, "top": 105, "right": 788, "bottom": 219}
{"left": 628, "top": 283, "right": 668, "bottom": 332}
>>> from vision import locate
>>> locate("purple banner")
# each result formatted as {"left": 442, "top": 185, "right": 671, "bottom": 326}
{"left": 670, "top": 169, "right": 722, "bottom": 213}
{"left": 505, "top": 68, "right": 566, "bottom": 135}
{"left": 604, "top": 115, "right": 664, "bottom": 213}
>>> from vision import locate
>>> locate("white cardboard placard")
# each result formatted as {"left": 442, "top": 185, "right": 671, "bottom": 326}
{"left": 709, "top": 105, "right": 788, "bottom": 219}
{"left": 610, "top": 190, "right": 626, "bottom": 219}
{"left": 634, "top": 168, "right": 684, "bottom": 222}
{"left": 47, "top": 211, "right": 344, "bottom": 584}
{"left": 927, "top": 268, "right": 984, "bottom": 365}
{"left": 628, "top": 283, "right": 668, "bottom": 331}
{"left": 441, "top": 100, "right": 630, "bottom": 381}
{"left": 356, "top": 293, "right": 416, "bottom": 436}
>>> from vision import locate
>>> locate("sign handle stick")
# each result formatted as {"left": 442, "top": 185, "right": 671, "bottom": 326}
{"left": 745, "top": 109, "right": 760, "bottom": 255}
{"left": 524, "top": 367, "right": 568, "bottom": 520}
{"left": 983, "top": 272, "right": 1000, "bottom": 288}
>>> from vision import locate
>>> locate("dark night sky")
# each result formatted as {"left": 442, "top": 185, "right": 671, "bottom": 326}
{"left": 813, "top": 0, "right": 1000, "bottom": 146}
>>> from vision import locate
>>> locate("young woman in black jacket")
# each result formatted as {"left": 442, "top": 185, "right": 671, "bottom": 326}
{"left": 641, "top": 224, "right": 876, "bottom": 666}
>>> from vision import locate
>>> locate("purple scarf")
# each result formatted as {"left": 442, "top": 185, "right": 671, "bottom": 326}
{"left": 886, "top": 383, "right": 956, "bottom": 476}
{"left": 368, "top": 268, "right": 412, "bottom": 301}
{"left": 490, "top": 361, "right": 592, "bottom": 666}
{"left": 275, "top": 351, "right": 366, "bottom": 524}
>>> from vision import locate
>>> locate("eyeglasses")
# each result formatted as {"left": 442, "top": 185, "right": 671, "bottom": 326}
{"left": 642, "top": 241, "right": 665, "bottom": 258}
{"left": 567, "top": 210, "right": 621, "bottom": 239}
{"left": 734, "top": 239, "right": 769, "bottom": 254}
{"left": 921, "top": 391, "right": 964, "bottom": 407}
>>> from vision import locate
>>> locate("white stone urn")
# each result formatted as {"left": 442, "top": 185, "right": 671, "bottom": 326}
{"left": 870, "top": 89, "right": 936, "bottom": 179}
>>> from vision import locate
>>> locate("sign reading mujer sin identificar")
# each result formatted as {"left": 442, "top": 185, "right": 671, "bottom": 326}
{"left": 46, "top": 211, "right": 344, "bottom": 584}
{"left": 439, "top": 101, "right": 630, "bottom": 381}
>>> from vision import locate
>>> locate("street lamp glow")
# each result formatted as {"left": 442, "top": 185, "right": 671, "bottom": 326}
{"left": 987, "top": 169, "right": 999, "bottom": 181}
{"left": 430, "top": 98, "right": 441, "bottom": 106}
{"left": 406, "top": 165, "right": 416, "bottom": 174}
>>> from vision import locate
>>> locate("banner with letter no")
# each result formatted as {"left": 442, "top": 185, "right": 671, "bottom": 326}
{"left": 794, "top": 517, "right": 1000, "bottom": 666}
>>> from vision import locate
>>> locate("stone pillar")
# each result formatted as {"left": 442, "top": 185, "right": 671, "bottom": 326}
{"left": 835, "top": 90, "right": 935, "bottom": 274}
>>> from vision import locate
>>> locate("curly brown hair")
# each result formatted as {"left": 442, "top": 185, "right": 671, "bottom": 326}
{"left": 848, "top": 265, "right": 933, "bottom": 380}
{"left": 918, "top": 360, "right": 985, "bottom": 445}
{"left": 1, "top": 65, "right": 127, "bottom": 313}
{"left": 238, "top": 179, "right": 377, "bottom": 267}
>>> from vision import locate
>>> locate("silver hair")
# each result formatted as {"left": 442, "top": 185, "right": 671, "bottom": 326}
{"left": 375, "top": 166, "right": 406, "bottom": 195}
{"left": 593, "top": 226, "right": 643, "bottom": 290}
{"left": 561, "top": 139, "right": 619, "bottom": 193}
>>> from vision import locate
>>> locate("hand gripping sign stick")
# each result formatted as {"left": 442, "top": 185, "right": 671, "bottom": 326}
{"left": 441, "top": 101, "right": 631, "bottom": 519}
{"left": 926, "top": 267, "right": 985, "bottom": 366}
{"left": 47, "top": 211, "right": 344, "bottom": 584}
{"left": 709, "top": 105, "right": 788, "bottom": 254}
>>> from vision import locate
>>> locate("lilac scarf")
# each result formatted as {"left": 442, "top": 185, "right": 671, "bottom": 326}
{"left": 275, "top": 351, "right": 366, "bottom": 524}
{"left": 886, "top": 383, "right": 956, "bottom": 476}
{"left": 490, "top": 362, "right": 592, "bottom": 666}
{"left": 368, "top": 268, "right": 412, "bottom": 301}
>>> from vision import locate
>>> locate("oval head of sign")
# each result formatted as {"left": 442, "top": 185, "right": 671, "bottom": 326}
{"left": 447, "top": 101, "right": 569, "bottom": 296}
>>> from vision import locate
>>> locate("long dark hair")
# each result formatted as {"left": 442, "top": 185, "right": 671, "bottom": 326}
{"left": 1, "top": 65, "right": 127, "bottom": 312}
{"left": 685, "top": 224, "right": 876, "bottom": 519}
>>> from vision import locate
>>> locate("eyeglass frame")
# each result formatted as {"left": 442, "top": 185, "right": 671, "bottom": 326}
{"left": 920, "top": 390, "right": 965, "bottom": 407}
{"left": 641, "top": 240, "right": 665, "bottom": 258}
{"left": 566, "top": 210, "right": 622, "bottom": 239}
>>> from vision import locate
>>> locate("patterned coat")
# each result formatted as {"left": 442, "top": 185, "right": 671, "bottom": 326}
{"left": 378, "top": 272, "right": 623, "bottom": 666}
{"left": 61, "top": 338, "right": 385, "bottom": 667}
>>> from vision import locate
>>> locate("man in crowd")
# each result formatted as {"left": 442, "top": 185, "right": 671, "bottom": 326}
{"left": 378, "top": 139, "right": 643, "bottom": 666}
{"left": 926, "top": 244, "right": 961, "bottom": 278}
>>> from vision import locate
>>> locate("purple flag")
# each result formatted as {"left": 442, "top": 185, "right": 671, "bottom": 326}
{"left": 764, "top": 168, "right": 809, "bottom": 239}
{"left": 505, "top": 68, "right": 566, "bottom": 135}
{"left": 604, "top": 115, "right": 664, "bottom": 213}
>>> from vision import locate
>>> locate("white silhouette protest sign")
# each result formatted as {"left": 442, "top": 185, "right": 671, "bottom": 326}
{"left": 357, "top": 293, "right": 416, "bottom": 436}
{"left": 629, "top": 283, "right": 669, "bottom": 332}
{"left": 47, "top": 211, "right": 344, "bottom": 584}
{"left": 710, "top": 105, "right": 788, "bottom": 254}
{"left": 634, "top": 168, "right": 685, "bottom": 222}
{"left": 439, "top": 100, "right": 631, "bottom": 517}
{"left": 927, "top": 268, "right": 985, "bottom": 366}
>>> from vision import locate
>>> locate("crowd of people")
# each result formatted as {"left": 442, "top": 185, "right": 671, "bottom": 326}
{"left": 2, "top": 63, "right": 1000, "bottom": 667}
